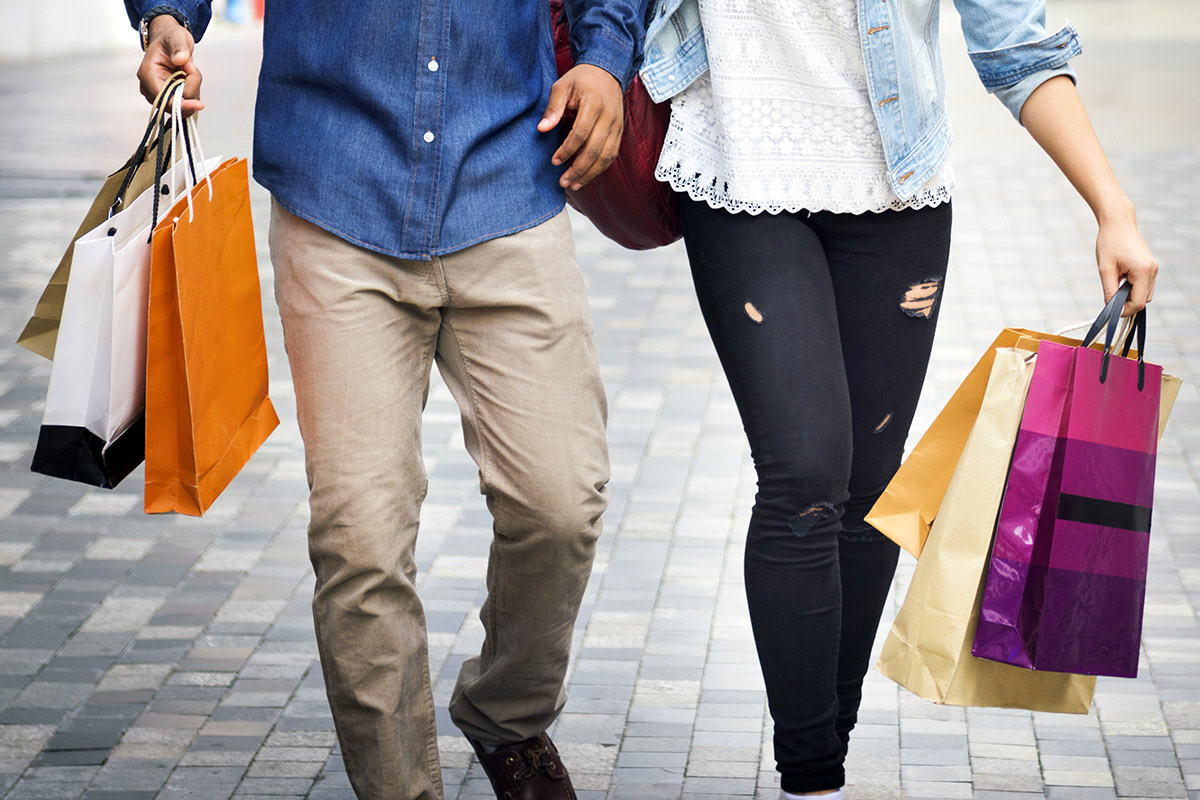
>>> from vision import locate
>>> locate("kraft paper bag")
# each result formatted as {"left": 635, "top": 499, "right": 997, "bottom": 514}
{"left": 144, "top": 152, "right": 278, "bottom": 516}
{"left": 17, "top": 74, "right": 186, "bottom": 360}
{"left": 876, "top": 347, "right": 1097, "bottom": 713}
{"left": 868, "top": 327, "right": 1180, "bottom": 558}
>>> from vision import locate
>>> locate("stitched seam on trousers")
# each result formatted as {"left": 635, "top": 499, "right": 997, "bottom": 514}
{"left": 416, "top": 318, "right": 443, "bottom": 793}
{"left": 418, "top": 634, "right": 443, "bottom": 796}
{"left": 441, "top": 316, "right": 496, "bottom": 494}
{"left": 311, "top": 612, "right": 364, "bottom": 792}
{"left": 440, "top": 315, "right": 511, "bottom": 636}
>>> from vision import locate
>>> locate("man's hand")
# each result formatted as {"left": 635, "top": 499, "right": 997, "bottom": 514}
{"left": 137, "top": 14, "right": 204, "bottom": 115}
{"left": 538, "top": 64, "right": 623, "bottom": 191}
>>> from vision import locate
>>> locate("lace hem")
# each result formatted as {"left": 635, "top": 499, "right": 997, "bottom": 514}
{"left": 656, "top": 156, "right": 955, "bottom": 216}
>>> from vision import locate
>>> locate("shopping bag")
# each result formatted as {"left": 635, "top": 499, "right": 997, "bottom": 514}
{"left": 876, "top": 347, "right": 1097, "bottom": 712}
{"left": 32, "top": 100, "right": 222, "bottom": 488}
{"left": 17, "top": 74, "right": 186, "bottom": 360}
{"left": 973, "top": 285, "right": 1165, "bottom": 677}
{"left": 144, "top": 109, "right": 278, "bottom": 515}
{"left": 868, "top": 323, "right": 1180, "bottom": 558}
{"left": 865, "top": 327, "right": 1099, "bottom": 557}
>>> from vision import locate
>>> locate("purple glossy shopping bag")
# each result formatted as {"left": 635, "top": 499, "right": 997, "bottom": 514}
{"left": 972, "top": 290, "right": 1161, "bottom": 678}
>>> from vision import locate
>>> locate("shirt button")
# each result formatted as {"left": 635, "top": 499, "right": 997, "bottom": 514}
{"left": 428, "top": 57, "right": 439, "bottom": 72}
{"left": 667, "top": 73, "right": 676, "bottom": 81}
{"left": 423, "top": 130, "right": 435, "bottom": 143}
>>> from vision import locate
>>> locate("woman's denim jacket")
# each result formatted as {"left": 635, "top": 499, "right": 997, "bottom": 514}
{"left": 641, "top": 0, "right": 1082, "bottom": 202}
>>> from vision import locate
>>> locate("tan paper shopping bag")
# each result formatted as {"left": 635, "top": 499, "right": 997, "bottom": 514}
{"left": 876, "top": 347, "right": 1097, "bottom": 713}
{"left": 17, "top": 74, "right": 184, "bottom": 360}
{"left": 868, "top": 327, "right": 1131, "bottom": 558}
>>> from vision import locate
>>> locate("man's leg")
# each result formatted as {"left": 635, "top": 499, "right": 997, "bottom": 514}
{"left": 434, "top": 211, "right": 609, "bottom": 744}
{"left": 270, "top": 202, "right": 446, "bottom": 800}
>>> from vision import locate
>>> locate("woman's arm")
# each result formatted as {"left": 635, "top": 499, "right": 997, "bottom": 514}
{"left": 1019, "top": 75, "right": 1158, "bottom": 314}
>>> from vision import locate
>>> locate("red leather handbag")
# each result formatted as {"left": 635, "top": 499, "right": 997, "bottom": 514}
{"left": 549, "top": 0, "right": 681, "bottom": 250}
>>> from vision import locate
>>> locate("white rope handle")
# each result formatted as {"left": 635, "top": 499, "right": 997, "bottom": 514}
{"left": 166, "top": 84, "right": 215, "bottom": 224}
{"left": 1051, "top": 320, "right": 1091, "bottom": 337}
{"left": 187, "top": 113, "right": 214, "bottom": 204}
{"left": 1052, "top": 316, "right": 1134, "bottom": 351}
{"left": 164, "top": 85, "right": 193, "bottom": 223}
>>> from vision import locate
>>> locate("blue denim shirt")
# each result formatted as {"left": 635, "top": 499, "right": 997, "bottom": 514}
{"left": 641, "top": 0, "right": 1081, "bottom": 203}
{"left": 125, "top": 0, "right": 645, "bottom": 259}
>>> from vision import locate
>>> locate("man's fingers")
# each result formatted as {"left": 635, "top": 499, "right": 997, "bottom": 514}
{"left": 183, "top": 67, "right": 203, "bottom": 103}
{"left": 136, "top": 24, "right": 203, "bottom": 115}
{"left": 164, "top": 28, "right": 193, "bottom": 64}
{"left": 553, "top": 97, "right": 599, "bottom": 172}
{"left": 538, "top": 81, "right": 570, "bottom": 135}
{"left": 567, "top": 123, "right": 621, "bottom": 189}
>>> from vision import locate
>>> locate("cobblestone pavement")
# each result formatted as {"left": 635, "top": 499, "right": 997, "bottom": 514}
{"left": 1, "top": 4, "right": 1199, "bottom": 799}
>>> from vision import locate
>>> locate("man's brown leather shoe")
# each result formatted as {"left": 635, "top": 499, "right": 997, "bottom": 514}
{"left": 468, "top": 732, "right": 578, "bottom": 800}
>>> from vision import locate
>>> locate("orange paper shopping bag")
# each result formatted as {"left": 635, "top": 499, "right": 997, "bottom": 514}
{"left": 145, "top": 156, "right": 279, "bottom": 515}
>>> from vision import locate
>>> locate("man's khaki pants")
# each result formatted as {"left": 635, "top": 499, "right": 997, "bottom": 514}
{"left": 269, "top": 203, "right": 609, "bottom": 800}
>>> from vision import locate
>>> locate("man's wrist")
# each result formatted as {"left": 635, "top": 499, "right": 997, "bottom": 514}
{"left": 140, "top": 6, "right": 191, "bottom": 50}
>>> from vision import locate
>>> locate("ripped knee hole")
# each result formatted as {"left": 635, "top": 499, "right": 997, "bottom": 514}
{"left": 900, "top": 277, "right": 942, "bottom": 319}
{"left": 788, "top": 502, "right": 837, "bottom": 536}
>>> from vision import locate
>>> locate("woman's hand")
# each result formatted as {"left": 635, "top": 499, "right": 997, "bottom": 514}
{"left": 1096, "top": 205, "right": 1158, "bottom": 315}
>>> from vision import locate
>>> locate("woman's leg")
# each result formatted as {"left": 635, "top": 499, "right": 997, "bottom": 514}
{"left": 811, "top": 203, "right": 954, "bottom": 753}
{"left": 680, "top": 197, "right": 852, "bottom": 794}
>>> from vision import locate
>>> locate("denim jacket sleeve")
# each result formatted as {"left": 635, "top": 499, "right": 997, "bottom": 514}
{"left": 952, "top": 0, "right": 1081, "bottom": 123}
{"left": 124, "top": 0, "right": 213, "bottom": 41}
{"left": 562, "top": 0, "right": 649, "bottom": 90}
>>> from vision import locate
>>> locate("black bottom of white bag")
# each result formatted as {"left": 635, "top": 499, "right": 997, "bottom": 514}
{"left": 31, "top": 417, "right": 146, "bottom": 489}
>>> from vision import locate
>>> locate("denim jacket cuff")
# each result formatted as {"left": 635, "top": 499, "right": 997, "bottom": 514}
{"left": 125, "top": 0, "right": 212, "bottom": 42}
{"left": 1000, "top": 65, "right": 1078, "bottom": 124}
{"left": 969, "top": 22, "right": 1081, "bottom": 117}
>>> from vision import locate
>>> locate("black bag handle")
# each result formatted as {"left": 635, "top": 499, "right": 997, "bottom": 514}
{"left": 1120, "top": 308, "right": 1148, "bottom": 391}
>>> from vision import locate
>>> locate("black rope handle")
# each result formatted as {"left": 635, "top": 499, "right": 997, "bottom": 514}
{"left": 110, "top": 74, "right": 187, "bottom": 217}
{"left": 147, "top": 82, "right": 203, "bottom": 243}
{"left": 149, "top": 107, "right": 174, "bottom": 243}
{"left": 180, "top": 107, "right": 198, "bottom": 186}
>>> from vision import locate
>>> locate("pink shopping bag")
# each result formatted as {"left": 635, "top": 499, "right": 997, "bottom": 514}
{"left": 972, "top": 284, "right": 1162, "bottom": 677}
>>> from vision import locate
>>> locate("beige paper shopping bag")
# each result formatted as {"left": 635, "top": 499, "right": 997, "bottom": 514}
{"left": 876, "top": 347, "right": 1097, "bottom": 713}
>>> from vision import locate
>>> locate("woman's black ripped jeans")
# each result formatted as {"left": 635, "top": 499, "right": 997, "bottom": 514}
{"left": 679, "top": 196, "right": 953, "bottom": 793}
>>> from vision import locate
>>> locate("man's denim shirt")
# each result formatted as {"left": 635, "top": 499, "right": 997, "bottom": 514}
{"left": 641, "top": 0, "right": 1082, "bottom": 203}
{"left": 125, "top": 0, "right": 645, "bottom": 259}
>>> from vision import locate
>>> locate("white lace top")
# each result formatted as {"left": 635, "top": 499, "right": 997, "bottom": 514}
{"left": 656, "top": 0, "right": 954, "bottom": 215}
